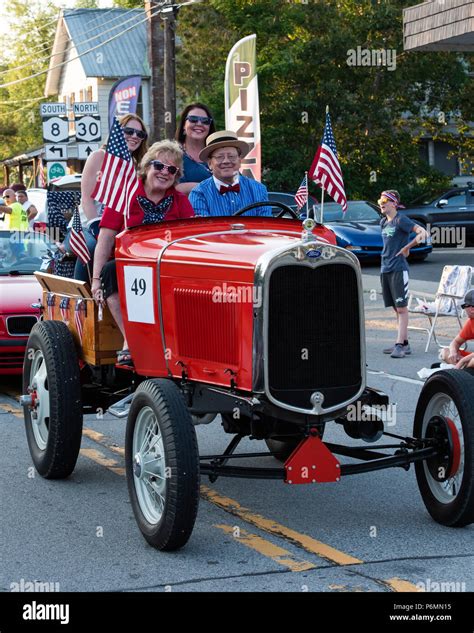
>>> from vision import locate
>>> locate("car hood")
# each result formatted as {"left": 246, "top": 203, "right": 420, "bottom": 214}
{"left": 0, "top": 275, "right": 42, "bottom": 314}
{"left": 327, "top": 222, "right": 382, "bottom": 246}
{"left": 117, "top": 217, "right": 338, "bottom": 277}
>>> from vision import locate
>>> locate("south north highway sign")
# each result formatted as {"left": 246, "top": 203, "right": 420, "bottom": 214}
{"left": 40, "top": 102, "right": 67, "bottom": 117}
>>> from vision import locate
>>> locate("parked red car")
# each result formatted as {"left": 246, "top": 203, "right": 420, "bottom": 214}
{"left": 0, "top": 230, "right": 52, "bottom": 374}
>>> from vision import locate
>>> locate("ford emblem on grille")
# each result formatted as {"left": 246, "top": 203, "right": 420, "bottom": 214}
{"left": 306, "top": 250, "right": 322, "bottom": 258}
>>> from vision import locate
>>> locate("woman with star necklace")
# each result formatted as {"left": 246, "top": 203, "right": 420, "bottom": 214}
{"left": 92, "top": 140, "right": 194, "bottom": 366}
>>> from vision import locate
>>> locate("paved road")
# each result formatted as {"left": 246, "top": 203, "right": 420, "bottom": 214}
{"left": 0, "top": 249, "right": 472, "bottom": 594}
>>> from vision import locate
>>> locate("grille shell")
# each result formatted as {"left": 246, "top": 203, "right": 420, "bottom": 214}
{"left": 267, "top": 262, "right": 362, "bottom": 411}
{"left": 6, "top": 316, "right": 38, "bottom": 336}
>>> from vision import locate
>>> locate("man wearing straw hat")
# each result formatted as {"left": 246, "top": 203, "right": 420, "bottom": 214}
{"left": 379, "top": 189, "right": 428, "bottom": 359}
{"left": 189, "top": 131, "right": 272, "bottom": 217}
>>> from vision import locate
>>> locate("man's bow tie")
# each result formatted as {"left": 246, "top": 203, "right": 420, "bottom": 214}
{"left": 219, "top": 183, "right": 240, "bottom": 194}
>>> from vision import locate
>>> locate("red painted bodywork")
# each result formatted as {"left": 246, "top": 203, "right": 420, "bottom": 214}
{"left": 115, "top": 217, "right": 336, "bottom": 390}
{"left": 0, "top": 276, "right": 41, "bottom": 375}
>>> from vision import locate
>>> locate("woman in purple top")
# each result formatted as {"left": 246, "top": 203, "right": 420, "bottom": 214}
{"left": 175, "top": 102, "right": 216, "bottom": 196}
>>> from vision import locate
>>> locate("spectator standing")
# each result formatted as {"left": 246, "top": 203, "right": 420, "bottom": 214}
{"left": 379, "top": 190, "right": 428, "bottom": 358}
{"left": 0, "top": 189, "right": 28, "bottom": 230}
{"left": 189, "top": 131, "right": 272, "bottom": 217}
{"left": 175, "top": 103, "right": 215, "bottom": 196}
{"left": 16, "top": 190, "right": 38, "bottom": 229}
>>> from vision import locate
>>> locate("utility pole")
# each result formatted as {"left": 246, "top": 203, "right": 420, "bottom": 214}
{"left": 145, "top": 0, "right": 165, "bottom": 140}
{"left": 162, "top": 0, "right": 178, "bottom": 139}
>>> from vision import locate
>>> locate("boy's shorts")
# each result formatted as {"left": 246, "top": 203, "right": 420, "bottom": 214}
{"left": 381, "top": 271, "right": 409, "bottom": 308}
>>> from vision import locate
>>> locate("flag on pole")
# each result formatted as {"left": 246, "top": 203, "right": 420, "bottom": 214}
{"left": 91, "top": 117, "right": 139, "bottom": 217}
{"left": 294, "top": 174, "right": 308, "bottom": 210}
{"left": 69, "top": 206, "right": 91, "bottom": 265}
{"left": 309, "top": 111, "right": 347, "bottom": 212}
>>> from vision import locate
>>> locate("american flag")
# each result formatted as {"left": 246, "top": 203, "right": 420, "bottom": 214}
{"left": 91, "top": 117, "right": 139, "bottom": 217}
{"left": 59, "top": 296, "right": 70, "bottom": 324}
{"left": 46, "top": 293, "right": 56, "bottom": 320}
{"left": 74, "top": 300, "right": 86, "bottom": 344}
{"left": 46, "top": 191, "right": 81, "bottom": 233}
{"left": 69, "top": 206, "right": 91, "bottom": 265}
{"left": 294, "top": 174, "right": 308, "bottom": 210}
{"left": 309, "top": 111, "right": 347, "bottom": 212}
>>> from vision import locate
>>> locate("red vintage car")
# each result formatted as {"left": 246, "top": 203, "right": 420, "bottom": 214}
{"left": 0, "top": 230, "right": 51, "bottom": 375}
{"left": 20, "top": 204, "right": 474, "bottom": 550}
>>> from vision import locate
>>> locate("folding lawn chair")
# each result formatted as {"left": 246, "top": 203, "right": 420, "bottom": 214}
{"left": 407, "top": 265, "right": 473, "bottom": 352}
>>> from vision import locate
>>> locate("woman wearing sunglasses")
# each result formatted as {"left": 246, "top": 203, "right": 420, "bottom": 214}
{"left": 92, "top": 140, "right": 194, "bottom": 366}
{"left": 175, "top": 103, "right": 216, "bottom": 195}
{"left": 71, "top": 113, "right": 149, "bottom": 282}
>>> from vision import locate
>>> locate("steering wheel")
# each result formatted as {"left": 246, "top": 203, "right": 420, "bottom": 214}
{"left": 233, "top": 200, "right": 300, "bottom": 219}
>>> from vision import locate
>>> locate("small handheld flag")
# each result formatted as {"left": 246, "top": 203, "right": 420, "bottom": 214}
{"left": 91, "top": 117, "right": 139, "bottom": 217}
{"left": 295, "top": 174, "right": 308, "bottom": 210}
{"left": 69, "top": 207, "right": 91, "bottom": 265}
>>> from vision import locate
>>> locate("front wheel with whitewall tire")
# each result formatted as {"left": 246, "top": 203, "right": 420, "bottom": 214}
{"left": 125, "top": 379, "right": 200, "bottom": 551}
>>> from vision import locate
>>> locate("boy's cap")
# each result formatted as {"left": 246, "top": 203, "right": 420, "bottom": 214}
{"left": 461, "top": 289, "right": 474, "bottom": 308}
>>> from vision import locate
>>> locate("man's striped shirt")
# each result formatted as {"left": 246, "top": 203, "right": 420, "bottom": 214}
{"left": 189, "top": 175, "right": 272, "bottom": 217}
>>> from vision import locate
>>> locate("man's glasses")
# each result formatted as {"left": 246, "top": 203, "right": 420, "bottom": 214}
{"left": 123, "top": 126, "right": 147, "bottom": 140}
{"left": 378, "top": 196, "right": 394, "bottom": 205}
{"left": 149, "top": 160, "right": 179, "bottom": 175}
{"left": 461, "top": 304, "right": 474, "bottom": 309}
{"left": 186, "top": 115, "right": 212, "bottom": 126}
{"left": 211, "top": 153, "right": 239, "bottom": 163}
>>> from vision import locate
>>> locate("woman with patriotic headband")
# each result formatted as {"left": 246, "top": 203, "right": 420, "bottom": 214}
{"left": 379, "top": 190, "right": 428, "bottom": 359}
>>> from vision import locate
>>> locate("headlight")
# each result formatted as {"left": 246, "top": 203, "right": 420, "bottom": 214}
{"left": 345, "top": 245, "right": 362, "bottom": 251}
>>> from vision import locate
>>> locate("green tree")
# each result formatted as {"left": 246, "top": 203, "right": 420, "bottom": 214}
{"left": 176, "top": 0, "right": 471, "bottom": 201}
{"left": 0, "top": 0, "right": 57, "bottom": 182}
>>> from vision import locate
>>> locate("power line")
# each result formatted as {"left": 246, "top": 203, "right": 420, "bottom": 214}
{"left": 0, "top": 5, "right": 164, "bottom": 90}
{"left": 0, "top": 7, "right": 144, "bottom": 78}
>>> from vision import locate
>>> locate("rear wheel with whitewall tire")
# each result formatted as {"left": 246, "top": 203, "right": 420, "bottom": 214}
{"left": 22, "top": 320, "right": 83, "bottom": 479}
{"left": 414, "top": 369, "right": 474, "bottom": 527}
{"left": 125, "top": 379, "right": 200, "bottom": 551}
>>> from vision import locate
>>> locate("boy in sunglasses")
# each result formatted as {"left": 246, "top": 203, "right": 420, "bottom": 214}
{"left": 379, "top": 190, "right": 428, "bottom": 358}
{"left": 439, "top": 289, "right": 474, "bottom": 369}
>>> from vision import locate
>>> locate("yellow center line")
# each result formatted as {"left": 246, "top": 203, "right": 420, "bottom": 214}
{"left": 385, "top": 577, "right": 424, "bottom": 592}
{"left": 80, "top": 448, "right": 125, "bottom": 476}
{"left": 215, "top": 524, "right": 316, "bottom": 572}
{"left": 0, "top": 403, "right": 23, "bottom": 418}
{"left": 201, "top": 486, "right": 362, "bottom": 566}
{"left": 82, "top": 427, "right": 125, "bottom": 457}
{"left": 3, "top": 401, "right": 426, "bottom": 590}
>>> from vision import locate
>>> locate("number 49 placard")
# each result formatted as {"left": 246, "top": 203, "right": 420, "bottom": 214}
{"left": 124, "top": 266, "right": 155, "bottom": 324}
